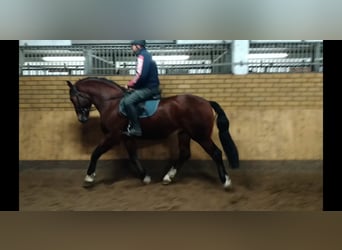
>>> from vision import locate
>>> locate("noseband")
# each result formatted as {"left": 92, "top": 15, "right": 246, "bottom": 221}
{"left": 70, "top": 87, "right": 93, "bottom": 114}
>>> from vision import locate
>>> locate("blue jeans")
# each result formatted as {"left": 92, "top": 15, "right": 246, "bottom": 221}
{"left": 122, "top": 87, "right": 160, "bottom": 131}
{"left": 123, "top": 87, "right": 160, "bottom": 107}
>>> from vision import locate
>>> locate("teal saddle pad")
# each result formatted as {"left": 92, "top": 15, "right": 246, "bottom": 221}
{"left": 119, "top": 99, "right": 160, "bottom": 118}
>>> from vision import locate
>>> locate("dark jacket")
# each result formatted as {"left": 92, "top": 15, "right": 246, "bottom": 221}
{"left": 127, "top": 48, "right": 160, "bottom": 89}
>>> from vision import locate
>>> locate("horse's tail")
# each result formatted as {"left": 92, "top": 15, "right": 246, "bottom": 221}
{"left": 209, "top": 101, "right": 239, "bottom": 169}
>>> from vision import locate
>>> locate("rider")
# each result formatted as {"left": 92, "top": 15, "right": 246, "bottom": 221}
{"left": 122, "top": 40, "right": 161, "bottom": 137}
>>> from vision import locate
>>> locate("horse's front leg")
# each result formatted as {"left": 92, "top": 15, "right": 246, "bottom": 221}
{"left": 123, "top": 138, "right": 151, "bottom": 184}
{"left": 84, "top": 135, "right": 119, "bottom": 185}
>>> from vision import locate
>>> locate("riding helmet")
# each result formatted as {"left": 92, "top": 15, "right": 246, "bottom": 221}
{"left": 130, "top": 40, "right": 146, "bottom": 47}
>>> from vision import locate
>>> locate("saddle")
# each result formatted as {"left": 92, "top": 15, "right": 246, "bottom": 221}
{"left": 119, "top": 93, "right": 161, "bottom": 118}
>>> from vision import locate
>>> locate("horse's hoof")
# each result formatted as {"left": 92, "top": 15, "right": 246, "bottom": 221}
{"left": 224, "top": 184, "right": 233, "bottom": 191}
{"left": 162, "top": 175, "right": 172, "bottom": 185}
{"left": 143, "top": 175, "right": 151, "bottom": 184}
{"left": 84, "top": 173, "right": 96, "bottom": 183}
{"left": 83, "top": 181, "right": 94, "bottom": 188}
{"left": 223, "top": 176, "right": 233, "bottom": 191}
{"left": 162, "top": 180, "right": 171, "bottom": 185}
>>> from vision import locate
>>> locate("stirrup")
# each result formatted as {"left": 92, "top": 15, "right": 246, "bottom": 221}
{"left": 122, "top": 127, "right": 142, "bottom": 137}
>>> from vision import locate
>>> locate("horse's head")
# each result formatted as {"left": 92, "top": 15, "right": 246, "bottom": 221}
{"left": 67, "top": 80, "right": 92, "bottom": 123}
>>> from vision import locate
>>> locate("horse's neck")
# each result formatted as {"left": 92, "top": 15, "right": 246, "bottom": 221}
{"left": 80, "top": 82, "right": 123, "bottom": 110}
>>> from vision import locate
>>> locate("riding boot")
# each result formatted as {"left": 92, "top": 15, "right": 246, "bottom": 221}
{"left": 123, "top": 104, "right": 142, "bottom": 136}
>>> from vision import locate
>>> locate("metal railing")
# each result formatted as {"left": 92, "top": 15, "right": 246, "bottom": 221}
{"left": 19, "top": 40, "right": 323, "bottom": 76}
{"left": 248, "top": 40, "right": 323, "bottom": 73}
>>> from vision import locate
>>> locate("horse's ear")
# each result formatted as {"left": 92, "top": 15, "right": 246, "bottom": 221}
{"left": 66, "top": 81, "right": 73, "bottom": 89}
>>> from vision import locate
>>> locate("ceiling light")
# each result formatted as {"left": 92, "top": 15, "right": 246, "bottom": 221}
{"left": 42, "top": 56, "right": 85, "bottom": 62}
{"left": 153, "top": 55, "right": 190, "bottom": 61}
{"left": 248, "top": 53, "right": 288, "bottom": 59}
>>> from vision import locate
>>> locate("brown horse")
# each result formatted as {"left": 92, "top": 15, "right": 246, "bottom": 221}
{"left": 67, "top": 77, "right": 239, "bottom": 190}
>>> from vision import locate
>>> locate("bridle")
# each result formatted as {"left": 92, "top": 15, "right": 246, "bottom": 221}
{"left": 71, "top": 86, "right": 125, "bottom": 113}
{"left": 70, "top": 87, "right": 94, "bottom": 114}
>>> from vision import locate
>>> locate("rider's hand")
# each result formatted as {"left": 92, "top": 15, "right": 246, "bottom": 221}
{"left": 125, "top": 85, "right": 134, "bottom": 92}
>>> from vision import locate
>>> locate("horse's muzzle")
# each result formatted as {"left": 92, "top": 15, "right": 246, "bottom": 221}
{"left": 78, "top": 114, "right": 88, "bottom": 123}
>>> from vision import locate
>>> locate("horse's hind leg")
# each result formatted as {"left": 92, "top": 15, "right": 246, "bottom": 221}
{"left": 163, "top": 131, "right": 191, "bottom": 184}
{"left": 123, "top": 138, "right": 151, "bottom": 184}
{"left": 196, "top": 138, "right": 232, "bottom": 190}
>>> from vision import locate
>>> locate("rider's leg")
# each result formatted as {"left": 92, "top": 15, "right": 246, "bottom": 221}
{"left": 124, "top": 102, "right": 142, "bottom": 136}
{"left": 122, "top": 89, "right": 146, "bottom": 136}
{"left": 122, "top": 88, "right": 158, "bottom": 136}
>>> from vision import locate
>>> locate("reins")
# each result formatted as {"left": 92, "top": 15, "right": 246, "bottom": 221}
{"left": 108, "top": 93, "right": 125, "bottom": 101}
{"left": 72, "top": 77, "right": 128, "bottom": 111}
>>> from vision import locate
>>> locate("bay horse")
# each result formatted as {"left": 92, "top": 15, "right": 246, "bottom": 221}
{"left": 66, "top": 77, "right": 239, "bottom": 190}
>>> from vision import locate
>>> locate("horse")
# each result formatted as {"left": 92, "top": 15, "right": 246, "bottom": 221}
{"left": 66, "top": 77, "right": 239, "bottom": 190}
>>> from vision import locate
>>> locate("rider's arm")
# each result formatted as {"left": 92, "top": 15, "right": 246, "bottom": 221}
{"left": 127, "top": 52, "right": 150, "bottom": 88}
